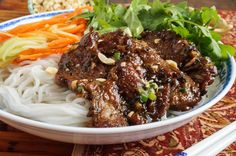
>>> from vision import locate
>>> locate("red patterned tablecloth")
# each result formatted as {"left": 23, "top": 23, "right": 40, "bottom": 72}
{"left": 81, "top": 10, "right": 236, "bottom": 156}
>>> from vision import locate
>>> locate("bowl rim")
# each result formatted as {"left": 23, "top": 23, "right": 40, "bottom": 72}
{"left": 0, "top": 11, "right": 235, "bottom": 135}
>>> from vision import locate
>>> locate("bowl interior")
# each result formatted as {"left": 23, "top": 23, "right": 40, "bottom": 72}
{"left": 0, "top": 11, "right": 235, "bottom": 136}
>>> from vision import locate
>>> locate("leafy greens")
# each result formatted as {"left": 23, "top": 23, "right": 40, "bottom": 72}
{"left": 74, "top": 0, "right": 235, "bottom": 64}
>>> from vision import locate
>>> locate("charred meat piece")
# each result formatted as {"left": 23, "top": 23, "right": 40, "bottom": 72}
{"left": 101, "top": 31, "right": 201, "bottom": 116}
{"left": 86, "top": 80, "right": 128, "bottom": 127}
{"left": 116, "top": 53, "right": 145, "bottom": 100}
{"left": 99, "top": 33, "right": 200, "bottom": 120}
{"left": 183, "top": 56, "right": 217, "bottom": 95}
{"left": 130, "top": 40, "right": 201, "bottom": 112}
{"left": 56, "top": 31, "right": 128, "bottom": 127}
{"left": 56, "top": 30, "right": 208, "bottom": 127}
{"left": 98, "top": 30, "right": 132, "bottom": 55}
{"left": 55, "top": 32, "right": 109, "bottom": 88}
{"left": 141, "top": 30, "right": 217, "bottom": 95}
{"left": 115, "top": 53, "right": 157, "bottom": 124}
{"left": 68, "top": 79, "right": 128, "bottom": 127}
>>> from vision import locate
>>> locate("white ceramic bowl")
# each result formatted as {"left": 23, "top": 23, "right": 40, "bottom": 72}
{"left": 0, "top": 11, "right": 235, "bottom": 144}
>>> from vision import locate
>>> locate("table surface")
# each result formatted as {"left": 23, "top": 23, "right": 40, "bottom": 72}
{"left": 0, "top": 0, "right": 236, "bottom": 156}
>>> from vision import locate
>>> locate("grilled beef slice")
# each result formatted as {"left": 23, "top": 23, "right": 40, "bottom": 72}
{"left": 141, "top": 30, "right": 217, "bottom": 95}
{"left": 56, "top": 32, "right": 128, "bottom": 127}
{"left": 55, "top": 30, "right": 214, "bottom": 127}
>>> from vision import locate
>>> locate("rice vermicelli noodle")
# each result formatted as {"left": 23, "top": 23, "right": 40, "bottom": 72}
{"left": 0, "top": 54, "right": 91, "bottom": 126}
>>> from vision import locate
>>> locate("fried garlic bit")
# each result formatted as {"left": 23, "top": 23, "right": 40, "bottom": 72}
{"left": 45, "top": 67, "right": 58, "bottom": 75}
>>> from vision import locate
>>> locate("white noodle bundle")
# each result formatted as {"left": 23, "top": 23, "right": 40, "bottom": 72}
{"left": 0, "top": 54, "right": 91, "bottom": 126}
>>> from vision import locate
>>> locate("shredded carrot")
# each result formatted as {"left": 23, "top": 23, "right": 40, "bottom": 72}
{"left": 8, "top": 13, "right": 73, "bottom": 35}
{"left": 71, "top": 18, "right": 87, "bottom": 25}
{"left": 75, "top": 32, "right": 84, "bottom": 37}
{"left": 48, "top": 38, "right": 76, "bottom": 48}
{"left": 0, "top": 31, "right": 14, "bottom": 42}
{"left": 8, "top": 6, "right": 92, "bottom": 35}
{"left": 8, "top": 19, "right": 67, "bottom": 35}
{"left": 1, "top": 5, "right": 93, "bottom": 65}
{"left": 69, "top": 6, "right": 93, "bottom": 18}
{"left": 74, "top": 6, "right": 93, "bottom": 15}
{"left": 64, "top": 24, "right": 87, "bottom": 34}
{"left": 20, "top": 47, "right": 68, "bottom": 55}
{"left": 14, "top": 47, "right": 69, "bottom": 63}
{"left": 55, "top": 32, "right": 81, "bottom": 41}
{"left": 39, "top": 31, "right": 61, "bottom": 40}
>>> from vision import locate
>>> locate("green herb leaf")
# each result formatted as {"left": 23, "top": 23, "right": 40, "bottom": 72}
{"left": 124, "top": 9, "right": 144, "bottom": 37}
{"left": 201, "top": 7, "right": 220, "bottom": 26}
{"left": 114, "top": 4, "right": 126, "bottom": 16}
{"left": 80, "top": 0, "right": 235, "bottom": 64}
{"left": 172, "top": 26, "right": 189, "bottom": 38}
{"left": 70, "top": 12, "right": 95, "bottom": 21}
{"left": 219, "top": 44, "right": 236, "bottom": 59}
{"left": 210, "top": 31, "right": 221, "bottom": 41}
{"left": 124, "top": 0, "right": 150, "bottom": 37}
{"left": 113, "top": 52, "right": 121, "bottom": 61}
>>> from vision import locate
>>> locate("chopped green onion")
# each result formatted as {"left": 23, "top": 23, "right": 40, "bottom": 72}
{"left": 145, "top": 82, "right": 150, "bottom": 88}
{"left": 150, "top": 82, "right": 158, "bottom": 90}
{"left": 145, "top": 80, "right": 158, "bottom": 89}
{"left": 113, "top": 52, "right": 121, "bottom": 61}
{"left": 148, "top": 90, "right": 157, "bottom": 101}
{"left": 77, "top": 85, "right": 84, "bottom": 93}
{"left": 138, "top": 81, "right": 158, "bottom": 103}
{"left": 140, "top": 91, "right": 149, "bottom": 103}
{"left": 179, "top": 88, "right": 187, "bottom": 93}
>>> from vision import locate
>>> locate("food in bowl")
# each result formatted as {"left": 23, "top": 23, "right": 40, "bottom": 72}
{"left": 0, "top": 0, "right": 235, "bottom": 128}
{"left": 55, "top": 29, "right": 217, "bottom": 127}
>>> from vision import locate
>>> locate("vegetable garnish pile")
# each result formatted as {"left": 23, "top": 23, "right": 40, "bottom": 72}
{"left": 75, "top": 0, "right": 235, "bottom": 65}
{"left": 0, "top": 6, "right": 92, "bottom": 67}
{"left": 0, "top": 0, "right": 234, "bottom": 67}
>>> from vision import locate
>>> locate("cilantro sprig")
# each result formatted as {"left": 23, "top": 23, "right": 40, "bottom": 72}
{"left": 72, "top": 0, "right": 235, "bottom": 64}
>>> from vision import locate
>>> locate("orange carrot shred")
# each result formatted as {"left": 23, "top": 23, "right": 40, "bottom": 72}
{"left": 3, "top": 5, "right": 93, "bottom": 64}
{"left": 64, "top": 24, "right": 87, "bottom": 34}
{"left": 48, "top": 38, "right": 76, "bottom": 48}
{"left": 0, "top": 31, "right": 14, "bottom": 42}
{"left": 14, "top": 47, "right": 69, "bottom": 63}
